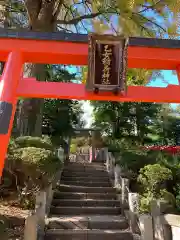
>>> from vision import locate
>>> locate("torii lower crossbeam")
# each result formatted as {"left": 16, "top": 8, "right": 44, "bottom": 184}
{"left": 17, "top": 78, "right": 180, "bottom": 103}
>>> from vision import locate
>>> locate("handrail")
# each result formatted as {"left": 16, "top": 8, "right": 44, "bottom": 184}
{"left": 161, "top": 214, "right": 180, "bottom": 227}
{"left": 102, "top": 148, "right": 143, "bottom": 238}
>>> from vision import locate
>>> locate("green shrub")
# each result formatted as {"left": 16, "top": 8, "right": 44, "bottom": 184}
{"left": 138, "top": 164, "right": 173, "bottom": 193}
{"left": 159, "top": 189, "right": 176, "bottom": 206}
{"left": 138, "top": 164, "right": 174, "bottom": 213}
{"left": 3, "top": 136, "right": 63, "bottom": 209}
{"left": 71, "top": 137, "right": 88, "bottom": 147}
{"left": 8, "top": 138, "right": 18, "bottom": 153}
{"left": 158, "top": 153, "right": 180, "bottom": 190}
{"left": 70, "top": 143, "right": 77, "bottom": 154}
{"left": 147, "top": 152, "right": 180, "bottom": 211}
{"left": 139, "top": 192, "right": 154, "bottom": 213}
{"left": 117, "top": 149, "right": 157, "bottom": 175}
{"left": 173, "top": 184, "right": 180, "bottom": 212}
{"left": 42, "top": 135, "right": 53, "bottom": 145}
{"left": 6, "top": 146, "right": 62, "bottom": 208}
{"left": 15, "top": 136, "right": 53, "bottom": 150}
{"left": 10, "top": 147, "right": 60, "bottom": 178}
{"left": 139, "top": 189, "right": 176, "bottom": 214}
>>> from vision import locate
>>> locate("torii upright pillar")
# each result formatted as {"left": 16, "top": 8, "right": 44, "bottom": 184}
{"left": 0, "top": 51, "right": 22, "bottom": 177}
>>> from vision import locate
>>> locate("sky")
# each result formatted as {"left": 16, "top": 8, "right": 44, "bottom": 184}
{"left": 149, "top": 71, "right": 179, "bottom": 87}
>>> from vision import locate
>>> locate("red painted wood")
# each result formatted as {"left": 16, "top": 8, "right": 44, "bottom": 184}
{"left": 0, "top": 52, "right": 23, "bottom": 177}
{"left": 17, "top": 78, "right": 180, "bottom": 103}
{"left": 0, "top": 38, "right": 180, "bottom": 69}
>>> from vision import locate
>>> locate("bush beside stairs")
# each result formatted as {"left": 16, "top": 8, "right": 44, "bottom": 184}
{"left": 44, "top": 157, "right": 134, "bottom": 240}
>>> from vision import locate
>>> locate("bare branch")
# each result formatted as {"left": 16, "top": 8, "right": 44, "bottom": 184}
{"left": 57, "top": 25, "right": 74, "bottom": 33}
{"left": 137, "top": 0, "right": 163, "bottom": 14}
{"left": 56, "top": 11, "right": 107, "bottom": 25}
{"left": 133, "top": 12, "right": 166, "bottom": 32}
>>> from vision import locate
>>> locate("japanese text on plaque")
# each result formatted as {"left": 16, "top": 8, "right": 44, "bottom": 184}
{"left": 101, "top": 45, "right": 112, "bottom": 85}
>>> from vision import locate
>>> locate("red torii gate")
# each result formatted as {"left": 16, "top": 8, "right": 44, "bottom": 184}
{"left": 1, "top": 30, "right": 180, "bottom": 176}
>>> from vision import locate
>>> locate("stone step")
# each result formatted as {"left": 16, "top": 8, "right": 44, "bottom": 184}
{"left": 63, "top": 170, "right": 107, "bottom": 175}
{"left": 50, "top": 206, "right": 121, "bottom": 215}
{"left": 64, "top": 166, "right": 106, "bottom": 170}
{"left": 95, "top": 160, "right": 106, "bottom": 163}
{"left": 53, "top": 192, "right": 117, "bottom": 200}
{"left": 65, "top": 164, "right": 107, "bottom": 170}
{"left": 66, "top": 163, "right": 106, "bottom": 168}
{"left": 45, "top": 229, "right": 133, "bottom": 240}
{"left": 47, "top": 215, "right": 128, "bottom": 230}
{"left": 61, "top": 176, "right": 110, "bottom": 182}
{"left": 52, "top": 199, "right": 120, "bottom": 207}
{"left": 59, "top": 184, "right": 115, "bottom": 193}
{"left": 64, "top": 165, "right": 106, "bottom": 171}
{"left": 60, "top": 180, "right": 111, "bottom": 187}
{"left": 62, "top": 171, "right": 108, "bottom": 177}
{"left": 63, "top": 170, "right": 107, "bottom": 174}
{"left": 67, "top": 162, "right": 105, "bottom": 167}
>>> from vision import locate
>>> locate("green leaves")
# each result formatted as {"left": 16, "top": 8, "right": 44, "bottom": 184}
{"left": 138, "top": 163, "right": 174, "bottom": 213}
{"left": 42, "top": 65, "right": 84, "bottom": 139}
{"left": 92, "top": 100, "right": 161, "bottom": 145}
{"left": 138, "top": 164, "right": 173, "bottom": 192}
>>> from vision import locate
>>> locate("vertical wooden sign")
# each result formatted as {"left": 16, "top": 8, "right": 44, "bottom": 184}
{"left": 86, "top": 34, "right": 128, "bottom": 95}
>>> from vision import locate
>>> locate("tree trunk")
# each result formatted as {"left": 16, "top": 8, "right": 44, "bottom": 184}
{"left": 16, "top": 64, "right": 46, "bottom": 136}
{"left": 16, "top": 2, "right": 57, "bottom": 136}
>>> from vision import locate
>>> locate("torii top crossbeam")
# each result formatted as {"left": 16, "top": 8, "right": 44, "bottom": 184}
{"left": 0, "top": 30, "right": 180, "bottom": 103}
{"left": 1, "top": 29, "right": 180, "bottom": 69}
{"left": 1, "top": 29, "right": 180, "bottom": 177}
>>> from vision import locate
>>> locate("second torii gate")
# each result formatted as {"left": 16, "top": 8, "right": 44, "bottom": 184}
{"left": 1, "top": 30, "right": 180, "bottom": 176}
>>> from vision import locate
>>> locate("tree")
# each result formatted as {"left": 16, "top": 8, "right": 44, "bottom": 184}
{"left": 155, "top": 105, "right": 180, "bottom": 145}
{"left": 43, "top": 99, "right": 84, "bottom": 137}
{"left": 92, "top": 100, "right": 161, "bottom": 145}
{"left": 41, "top": 65, "right": 84, "bottom": 141}
{"left": 1, "top": 0, "right": 180, "bottom": 136}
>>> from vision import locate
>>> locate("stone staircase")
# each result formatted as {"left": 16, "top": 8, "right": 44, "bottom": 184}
{"left": 44, "top": 160, "right": 133, "bottom": 240}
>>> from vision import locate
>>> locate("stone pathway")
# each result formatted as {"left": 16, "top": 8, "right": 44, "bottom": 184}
{"left": 44, "top": 161, "right": 133, "bottom": 240}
